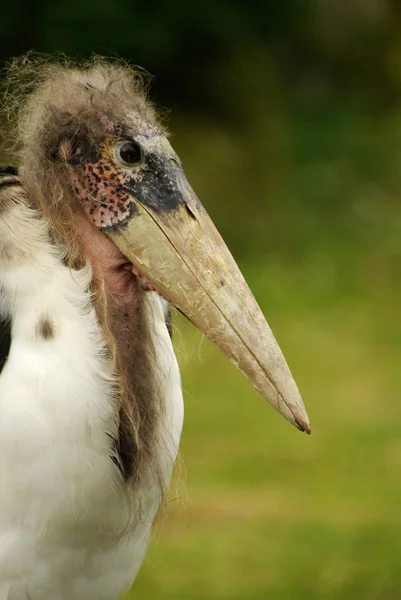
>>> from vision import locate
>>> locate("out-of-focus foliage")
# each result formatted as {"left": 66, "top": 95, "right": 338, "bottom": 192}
{"left": 1, "top": 1, "right": 401, "bottom": 598}
{"left": 1, "top": 0, "right": 401, "bottom": 113}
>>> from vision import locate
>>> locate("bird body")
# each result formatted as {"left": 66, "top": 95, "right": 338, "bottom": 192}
{"left": 0, "top": 56, "right": 309, "bottom": 599}
{"left": 0, "top": 181, "right": 183, "bottom": 599}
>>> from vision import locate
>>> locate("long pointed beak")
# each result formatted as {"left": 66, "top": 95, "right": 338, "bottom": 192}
{"left": 104, "top": 149, "right": 310, "bottom": 433}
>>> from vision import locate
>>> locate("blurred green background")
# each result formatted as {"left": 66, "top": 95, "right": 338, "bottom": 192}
{"left": 1, "top": 1, "right": 401, "bottom": 598}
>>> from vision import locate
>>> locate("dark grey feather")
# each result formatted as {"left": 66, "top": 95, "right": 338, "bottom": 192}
{"left": 0, "top": 319, "right": 11, "bottom": 375}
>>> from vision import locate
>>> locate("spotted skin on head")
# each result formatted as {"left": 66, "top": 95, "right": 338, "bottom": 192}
{"left": 66, "top": 128, "right": 186, "bottom": 234}
{"left": 50, "top": 97, "right": 187, "bottom": 234}
{"left": 68, "top": 138, "right": 139, "bottom": 230}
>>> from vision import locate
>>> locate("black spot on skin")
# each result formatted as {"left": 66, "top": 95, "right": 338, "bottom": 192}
{"left": 99, "top": 201, "right": 139, "bottom": 233}
{"left": 36, "top": 318, "right": 55, "bottom": 341}
{"left": 0, "top": 318, "right": 11, "bottom": 375}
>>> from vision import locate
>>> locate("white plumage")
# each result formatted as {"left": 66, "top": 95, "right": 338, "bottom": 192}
{"left": 0, "top": 194, "right": 183, "bottom": 599}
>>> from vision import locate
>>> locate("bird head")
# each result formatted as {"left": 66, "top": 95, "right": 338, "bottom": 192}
{"left": 4, "top": 57, "right": 310, "bottom": 433}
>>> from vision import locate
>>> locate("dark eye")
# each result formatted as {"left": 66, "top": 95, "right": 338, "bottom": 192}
{"left": 115, "top": 140, "right": 143, "bottom": 167}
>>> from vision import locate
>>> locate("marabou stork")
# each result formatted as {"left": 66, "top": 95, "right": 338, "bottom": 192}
{"left": 0, "top": 57, "right": 310, "bottom": 600}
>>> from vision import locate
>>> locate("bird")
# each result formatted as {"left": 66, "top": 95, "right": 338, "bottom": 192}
{"left": 0, "top": 56, "right": 310, "bottom": 600}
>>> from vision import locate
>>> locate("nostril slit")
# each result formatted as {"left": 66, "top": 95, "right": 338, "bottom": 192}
{"left": 184, "top": 203, "right": 197, "bottom": 221}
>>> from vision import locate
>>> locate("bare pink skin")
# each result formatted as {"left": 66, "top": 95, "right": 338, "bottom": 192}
{"left": 72, "top": 208, "right": 143, "bottom": 351}
{"left": 73, "top": 208, "right": 136, "bottom": 294}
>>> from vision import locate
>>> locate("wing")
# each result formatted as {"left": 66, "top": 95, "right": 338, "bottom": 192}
{"left": 0, "top": 319, "right": 11, "bottom": 375}
{"left": 0, "top": 166, "right": 18, "bottom": 374}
